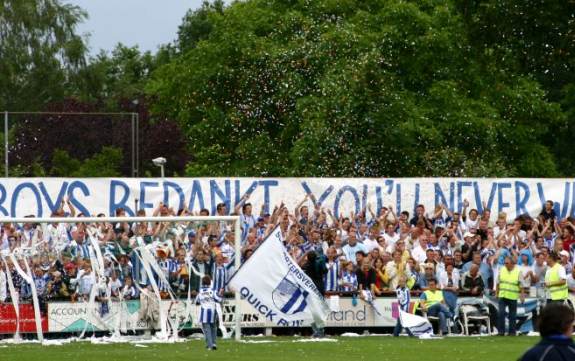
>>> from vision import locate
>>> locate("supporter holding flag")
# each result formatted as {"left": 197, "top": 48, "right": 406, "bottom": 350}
{"left": 301, "top": 250, "right": 328, "bottom": 337}
{"left": 393, "top": 276, "right": 414, "bottom": 337}
{"left": 228, "top": 225, "right": 330, "bottom": 336}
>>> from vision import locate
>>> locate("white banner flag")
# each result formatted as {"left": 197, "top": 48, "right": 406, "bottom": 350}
{"left": 228, "top": 226, "right": 330, "bottom": 326}
{"left": 399, "top": 310, "right": 434, "bottom": 338}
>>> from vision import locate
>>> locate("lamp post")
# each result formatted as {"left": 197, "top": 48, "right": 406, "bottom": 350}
{"left": 152, "top": 157, "right": 166, "bottom": 178}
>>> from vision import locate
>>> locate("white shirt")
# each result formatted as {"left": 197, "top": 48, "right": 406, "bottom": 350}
{"left": 383, "top": 232, "right": 399, "bottom": 246}
{"left": 438, "top": 269, "right": 460, "bottom": 290}
{"left": 342, "top": 242, "right": 367, "bottom": 265}
{"left": 412, "top": 246, "right": 427, "bottom": 264}
{"left": 76, "top": 270, "right": 96, "bottom": 296}
{"left": 518, "top": 265, "right": 532, "bottom": 288}
{"left": 567, "top": 273, "right": 575, "bottom": 291}
{"left": 465, "top": 218, "right": 479, "bottom": 231}
{"left": 363, "top": 238, "right": 379, "bottom": 253}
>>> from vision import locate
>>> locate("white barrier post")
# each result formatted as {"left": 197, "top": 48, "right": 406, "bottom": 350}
{"left": 234, "top": 217, "right": 242, "bottom": 341}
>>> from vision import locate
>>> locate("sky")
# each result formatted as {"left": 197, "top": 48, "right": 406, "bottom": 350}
{"left": 64, "top": 0, "right": 206, "bottom": 55}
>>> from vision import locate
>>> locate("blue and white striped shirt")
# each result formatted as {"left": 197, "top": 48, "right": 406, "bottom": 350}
{"left": 158, "top": 258, "right": 177, "bottom": 291}
{"left": 324, "top": 260, "right": 340, "bottom": 292}
{"left": 73, "top": 242, "right": 91, "bottom": 260}
{"left": 341, "top": 271, "right": 358, "bottom": 292}
{"left": 396, "top": 286, "right": 410, "bottom": 312}
{"left": 195, "top": 286, "right": 222, "bottom": 324}
{"left": 212, "top": 264, "right": 227, "bottom": 294}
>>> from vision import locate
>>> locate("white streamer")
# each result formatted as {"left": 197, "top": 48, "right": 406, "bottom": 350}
{"left": 135, "top": 248, "right": 169, "bottom": 339}
{"left": 9, "top": 253, "right": 44, "bottom": 342}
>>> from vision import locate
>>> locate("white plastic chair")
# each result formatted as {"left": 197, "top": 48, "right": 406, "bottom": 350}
{"left": 460, "top": 304, "right": 491, "bottom": 336}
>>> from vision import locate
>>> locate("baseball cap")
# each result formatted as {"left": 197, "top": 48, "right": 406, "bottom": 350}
{"left": 463, "top": 232, "right": 474, "bottom": 238}
{"left": 559, "top": 250, "right": 570, "bottom": 257}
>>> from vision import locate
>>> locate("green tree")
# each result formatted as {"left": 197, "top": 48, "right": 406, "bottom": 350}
{"left": 177, "top": 0, "right": 225, "bottom": 52}
{"left": 0, "top": 0, "right": 87, "bottom": 110}
{"left": 148, "top": 0, "right": 564, "bottom": 177}
{"left": 50, "top": 147, "right": 123, "bottom": 177}
{"left": 72, "top": 44, "right": 176, "bottom": 107}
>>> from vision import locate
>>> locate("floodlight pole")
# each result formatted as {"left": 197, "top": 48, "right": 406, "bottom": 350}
{"left": 4, "top": 111, "right": 8, "bottom": 177}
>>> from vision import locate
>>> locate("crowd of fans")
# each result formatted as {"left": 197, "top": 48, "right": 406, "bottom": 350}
{"left": 0, "top": 194, "right": 574, "bottom": 318}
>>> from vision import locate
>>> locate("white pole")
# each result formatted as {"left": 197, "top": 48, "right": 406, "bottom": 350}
{"left": 4, "top": 111, "right": 8, "bottom": 177}
{"left": 234, "top": 217, "right": 242, "bottom": 341}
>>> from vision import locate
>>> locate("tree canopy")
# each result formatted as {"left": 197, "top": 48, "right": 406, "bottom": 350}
{"left": 148, "top": 0, "right": 574, "bottom": 177}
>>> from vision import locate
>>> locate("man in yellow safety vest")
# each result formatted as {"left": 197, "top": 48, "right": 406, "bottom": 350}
{"left": 545, "top": 251, "right": 568, "bottom": 305}
{"left": 496, "top": 256, "right": 525, "bottom": 336}
{"left": 419, "top": 278, "right": 452, "bottom": 335}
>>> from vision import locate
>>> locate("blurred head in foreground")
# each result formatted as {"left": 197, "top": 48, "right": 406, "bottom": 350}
{"left": 538, "top": 303, "right": 574, "bottom": 338}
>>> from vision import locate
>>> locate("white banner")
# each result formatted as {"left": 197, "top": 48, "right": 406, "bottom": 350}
{"left": 43, "top": 294, "right": 574, "bottom": 333}
{"left": 45, "top": 297, "right": 397, "bottom": 333}
{"left": 1, "top": 177, "right": 575, "bottom": 220}
{"left": 228, "top": 226, "right": 331, "bottom": 326}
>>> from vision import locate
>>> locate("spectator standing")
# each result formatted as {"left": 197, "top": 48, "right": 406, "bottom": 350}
{"left": 496, "top": 256, "right": 524, "bottom": 336}
{"left": 301, "top": 251, "right": 327, "bottom": 337}
{"left": 195, "top": 275, "right": 222, "bottom": 350}
{"left": 545, "top": 251, "right": 568, "bottom": 304}
{"left": 393, "top": 276, "right": 413, "bottom": 337}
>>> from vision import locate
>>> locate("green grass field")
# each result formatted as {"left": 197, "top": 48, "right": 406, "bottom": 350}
{"left": 0, "top": 336, "right": 543, "bottom": 361}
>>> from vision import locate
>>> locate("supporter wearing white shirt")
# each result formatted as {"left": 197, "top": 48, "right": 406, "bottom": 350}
{"left": 517, "top": 253, "right": 534, "bottom": 289}
{"left": 567, "top": 267, "right": 575, "bottom": 294}
{"left": 363, "top": 227, "right": 380, "bottom": 253}
{"left": 342, "top": 232, "right": 367, "bottom": 265}
{"left": 108, "top": 272, "right": 122, "bottom": 298}
{"left": 464, "top": 208, "right": 480, "bottom": 231}
{"left": 438, "top": 266, "right": 460, "bottom": 290}
{"left": 411, "top": 236, "right": 428, "bottom": 264}
{"left": 559, "top": 250, "right": 573, "bottom": 274}
{"left": 382, "top": 223, "right": 399, "bottom": 249}
{"left": 76, "top": 265, "right": 96, "bottom": 299}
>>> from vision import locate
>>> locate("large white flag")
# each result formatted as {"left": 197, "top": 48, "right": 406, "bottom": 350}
{"left": 228, "top": 226, "right": 330, "bottom": 326}
{"left": 399, "top": 310, "right": 434, "bottom": 338}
